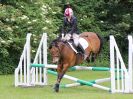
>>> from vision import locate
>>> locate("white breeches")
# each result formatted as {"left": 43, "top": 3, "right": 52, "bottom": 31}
{"left": 62, "top": 33, "right": 79, "bottom": 46}
{"left": 73, "top": 33, "right": 79, "bottom": 46}
{"left": 61, "top": 33, "right": 89, "bottom": 51}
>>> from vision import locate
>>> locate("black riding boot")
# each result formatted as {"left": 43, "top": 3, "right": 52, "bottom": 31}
{"left": 77, "top": 44, "right": 88, "bottom": 60}
{"left": 78, "top": 43, "right": 85, "bottom": 54}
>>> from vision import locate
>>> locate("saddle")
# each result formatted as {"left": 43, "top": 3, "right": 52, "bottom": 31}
{"left": 67, "top": 39, "right": 78, "bottom": 54}
{"left": 69, "top": 38, "right": 89, "bottom": 60}
{"left": 67, "top": 39, "right": 85, "bottom": 55}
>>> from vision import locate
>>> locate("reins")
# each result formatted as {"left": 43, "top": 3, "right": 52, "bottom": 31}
{"left": 54, "top": 41, "right": 65, "bottom": 58}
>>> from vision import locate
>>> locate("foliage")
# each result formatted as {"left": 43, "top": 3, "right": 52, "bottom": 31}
{"left": 0, "top": 0, "right": 133, "bottom": 74}
{"left": 0, "top": 0, "right": 61, "bottom": 74}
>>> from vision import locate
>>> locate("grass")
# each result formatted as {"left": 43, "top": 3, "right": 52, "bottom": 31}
{"left": 0, "top": 71, "right": 133, "bottom": 99}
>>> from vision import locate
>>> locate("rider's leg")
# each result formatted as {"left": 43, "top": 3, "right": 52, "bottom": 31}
{"left": 73, "top": 33, "right": 79, "bottom": 46}
{"left": 78, "top": 43, "right": 85, "bottom": 54}
{"left": 73, "top": 33, "right": 85, "bottom": 55}
{"left": 78, "top": 43, "right": 88, "bottom": 60}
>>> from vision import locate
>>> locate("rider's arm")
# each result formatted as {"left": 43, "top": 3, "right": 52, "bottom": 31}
{"left": 68, "top": 17, "right": 77, "bottom": 35}
{"left": 61, "top": 17, "right": 66, "bottom": 36}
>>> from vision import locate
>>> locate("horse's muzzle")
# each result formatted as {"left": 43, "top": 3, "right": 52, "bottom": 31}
{"left": 52, "top": 57, "right": 59, "bottom": 64}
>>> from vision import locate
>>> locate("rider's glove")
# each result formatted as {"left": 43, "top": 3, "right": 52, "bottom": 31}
{"left": 61, "top": 33, "right": 65, "bottom": 40}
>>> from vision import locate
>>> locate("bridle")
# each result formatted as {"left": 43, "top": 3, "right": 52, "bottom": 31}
{"left": 55, "top": 43, "right": 61, "bottom": 57}
{"left": 52, "top": 41, "right": 63, "bottom": 58}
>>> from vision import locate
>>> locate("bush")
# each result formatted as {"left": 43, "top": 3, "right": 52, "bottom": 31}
{"left": 0, "top": 0, "right": 133, "bottom": 74}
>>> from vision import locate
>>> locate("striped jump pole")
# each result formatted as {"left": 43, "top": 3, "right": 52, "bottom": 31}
{"left": 69, "top": 66, "right": 110, "bottom": 71}
{"left": 69, "top": 66, "right": 122, "bottom": 72}
{"left": 31, "top": 64, "right": 111, "bottom": 90}
{"left": 31, "top": 64, "right": 122, "bottom": 72}
{"left": 31, "top": 64, "right": 111, "bottom": 71}
{"left": 60, "top": 78, "right": 110, "bottom": 88}
{"left": 60, "top": 76, "right": 122, "bottom": 88}
{"left": 47, "top": 70, "right": 111, "bottom": 91}
{"left": 60, "top": 77, "right": 110, "bottom": 88}
{"left": 31, "top": 64, "right": 57, "bottom": 69}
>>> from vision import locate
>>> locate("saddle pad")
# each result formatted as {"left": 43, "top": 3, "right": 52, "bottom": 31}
{"left": 67, "top": 42, "right": 78, "bottom": 53}
{"left": 78, "top": 38, "right": 89, "bottom": 50}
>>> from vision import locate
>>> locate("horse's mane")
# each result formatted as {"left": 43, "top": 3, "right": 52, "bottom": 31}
{"left": 49, "top": 38, "right": 64, "bottom": 49}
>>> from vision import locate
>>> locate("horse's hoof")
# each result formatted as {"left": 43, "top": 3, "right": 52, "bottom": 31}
{"left": 54, "top": 83, "right": 59, "bottom": 92}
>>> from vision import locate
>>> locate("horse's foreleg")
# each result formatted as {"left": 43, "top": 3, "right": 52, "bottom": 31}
{"left": 54, "top": 64, "right": 68, "bottom": 92}
{"left": 54, "top": 64, "right": 62, "bottom": 92}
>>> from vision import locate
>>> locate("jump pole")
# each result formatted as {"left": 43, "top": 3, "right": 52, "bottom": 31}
{"left": 60, "top": 77, "right": 111, "bottom": 88}
{"left": 47, "top": 70, "right": 110, "bottom": 91}
{"left": 60, "top": 76, "right": 122, "bottom": 88}
{"left": 31, "top": 64, "right": 122, "bottom": 72}
{"left": 31, "top": 64, "right": 111, "bottom": 71}
{"left": 31, "top": 64, "right": 112, "bottom": 90}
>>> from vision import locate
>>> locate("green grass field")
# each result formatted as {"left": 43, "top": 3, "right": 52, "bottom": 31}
{"left": 0, "top": 71, "right": 133, "bottom": 99}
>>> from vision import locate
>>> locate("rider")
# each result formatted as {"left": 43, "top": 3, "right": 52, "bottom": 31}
{"left": 61, "top": 7, "right": 79, "bottom": 39}
{"left": 60, "top": 6, "right": 86, "bottom": 58}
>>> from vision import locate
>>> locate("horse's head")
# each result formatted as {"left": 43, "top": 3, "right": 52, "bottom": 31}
{"left": 49, "top": 39, "right": 62, "bottom": 64}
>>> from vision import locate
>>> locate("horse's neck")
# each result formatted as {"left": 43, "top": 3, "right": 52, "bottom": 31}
{"left": 58, "top": 42, "right": 65, "bottom": 51}
{"left": 59, "top": 42, "right": 73, "bottom": 58}
{"left": 59, "top": 42, "right": 84, "bottom": 65}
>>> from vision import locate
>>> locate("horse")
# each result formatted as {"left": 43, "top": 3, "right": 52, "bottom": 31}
{"left": 49, "top": 32, "right": 103, "bottom": 92}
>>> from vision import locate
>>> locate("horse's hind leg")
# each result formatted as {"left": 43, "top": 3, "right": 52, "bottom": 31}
{"left": 91, "top": 53, "right": 98, "bottom": 62}
{"left": 86, "top": 52, "right": 92, "bottom": 62}
{"left": 86, "top": 52, "right": 98, "bottom": 62}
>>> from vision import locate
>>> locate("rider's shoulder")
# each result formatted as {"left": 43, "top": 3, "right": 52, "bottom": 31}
{"left": 73, "top": 16, "right": 77, "bottom": 19}
{"left": 72, "top": 16, "right": 77, "bottom": 20}
{"left": 63, "top": 17, "right": 67, "bottom": 20}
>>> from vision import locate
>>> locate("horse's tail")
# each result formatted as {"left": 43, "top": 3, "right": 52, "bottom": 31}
{"left": 96, "top": 33, "right": 112, "bottom": 54}
{"left": 96, "top": 33, "right": 103, "bottom": 54}
{"left": 103, "top": 35, "right": 110, "bottom": 42}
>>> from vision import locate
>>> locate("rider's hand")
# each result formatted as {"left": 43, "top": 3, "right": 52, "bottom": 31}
{"left": 61, "top": 33, "right": 65, "bottom": 40}
{"left": 70, "top": 35, "right": 73, "bottom": 39}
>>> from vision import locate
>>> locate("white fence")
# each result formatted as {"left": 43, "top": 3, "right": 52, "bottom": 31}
{"left": 15, "top": 33, "right": 48, "bottom": 87}
{"left": 15, "top": 33, "right": 31, "bottom": 86}
{"left": 110, "top": 35, "right": 133, "bottom": 93}
{"left": 30, "top": 33, "right": 47, "bottom": 86}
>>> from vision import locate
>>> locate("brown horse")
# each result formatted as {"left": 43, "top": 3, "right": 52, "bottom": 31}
{"left": 49, "top": 32, "right": 102, "bottom": 92}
